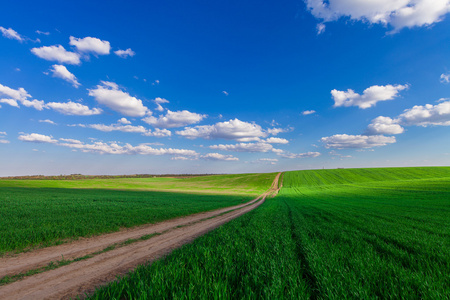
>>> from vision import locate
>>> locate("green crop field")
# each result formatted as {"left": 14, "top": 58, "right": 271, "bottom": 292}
{"left": 88, "top": 167, "right": 450, "bottom": 299}
{"left": 0, "top": 173, "right": 275, "bottom": 255}
{"left": 0, "top": 172, "right": 276, "bottom": 196}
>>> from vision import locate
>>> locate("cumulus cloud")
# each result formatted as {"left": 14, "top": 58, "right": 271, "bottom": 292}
{"left": 88, "top": 81, "right": 149, "bottom": 117}
{"left": 305, "top": 0, "right": 450, "bottom": 33}
{"left": 440, "top": 73, "right": 450, "bottom": 83}
{"left": 45, "top": 101, "right": 102, "bottom": 116}
{"left": 21, "top": 134, "right": 196, "bottom": 156}
{"left": 153, "top": 97, "right": 169, "bottom": 112}
{"left": 49, "top": 64, "right": 80, "bottom": 88}
{"left": 77, "top": 122, "right": 171, "bottom": 137}
{"left": 31, "top": 45, "right": 81, "bottom": 65}
{"left": 321, "top": 134, "right": 396, "bottom": 149}
{"left": 0, "top": 83, "right": 31, "bottom": 101}
{"left": 114, "top": 48, "right": 135, "bottom": 58}
{"left": 0, "top": 139, "right": 9, "bottom": 144}
{"left": 396, "top": 100, "right": 450, "bottom": 126}
{"left": 332, "top": 84, "right": 409, "bottom": 109}
{"left": 209, "top": 142, "right": 277, "bottom": 153}
{"left": 265, "top": 137, "right": 289, "bottom": 144}
{"left": 39, "top": 119, "right": 57, "bottom": 125}
{"left": 302, "top": 110, "right": 316, "bottom": 115}
{"left": 201, "top": 153, "right": 239, "bottom": 161}
{"left": 278, "top": 151, "right": 321, "bottom": 159}
{"left": 222, "top": 91, "right": 229, "bottom": 96}
{"left": 18, "top": 133, "right": 58, "bottom": 143}
{"left": 118, "top": 117, "right": 131, "bottom": 124}
{"left": 365, "top": 116, "right": 404, "bottom": 135}
{"left": 0, "top": 26, "right": 23, "bottom": 42}
{"left": 143, "top": 110, "right": 206, "bottom": 128}
{"left": 176, "top": 118, "right": 267, "bottom": 141}
{"left": 22, "top": 99, "right": 45, "bottom": 110}
{"left": 267, "top": 127, "right": 291, "bottom": 136}
{"left": 69, "top": 36, "right": 110, "bottom": 55}
{"left": 0, "top": 83, "right": 46, "bottom": 111}
{"left": 0, "top": 98, "right": 19, "bottom": 108}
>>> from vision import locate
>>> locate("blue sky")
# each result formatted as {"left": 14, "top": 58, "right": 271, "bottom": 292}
{"left": 1, "top": 0, "right": 450, "bottom": 176}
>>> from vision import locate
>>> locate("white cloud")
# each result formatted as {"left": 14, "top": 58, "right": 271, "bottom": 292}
{"left": 0, "top": 83, "right": 30, "bottom": 101}
{"left": 45, "top": 101, "right": 102, "bottom": 116}
{"left": 176, "top": 118, "right": 267, "bottom": 141}
{"left": 0, "top": 98, "right": 19, "bottom": 108}
{"left": 118, "top": 117, "right": 131, "bottom": 124}
{"left": 31, "top": 45, "right": 81, "bottom": 65}
{"left": 143, "top": 110, "right": 206, "bottom": 128}
{"left": 36, "top": 30, "right": 50, "bottom": 35}
{"left": 114, "top": 48, "right": 135, "bottom": 58}
{"left": 316, "top": 23, "right": 326, "bottom": 34}
{"left": 49, "top": 65, "right": 80, "bottom": 88}
{"left": 152, "top": 80, "right": 160, "bottom": 86}
{"left": 267, "top": 127, "right": 291, "bottom": 136}
{"left": 58, "top": 139, "right": 197, "bottom": 156}
{"left": 0, "top": 131, "right": 7, "bottom": 143}
{"left": 321, "top": 134, "right": 396, "bottom": 149}
{"left": 278, "top": 151, "right": 321, "bottom": 159}
{"left": 18, "top": 133, "right": 57, "bottom": 143}
{"left": 440, "top": 73, "right": 450, "bottom": 83}
{"left": 302, "top": 110, "right": 316, "bottom": 115}
{"left": 396, "top": 100, "right": 450, "bottom": 126}
{"left": 78, "top": 122, "right": 171, "bottom": 137}
{"left": 201, "top": 153, "right": 239, "bottom": 161}
{"left": 209, "top": 142, "right": 276, "bottom": 153}
{"left": 332, "top": 84, "right": 409, "bottom": 109}
{"left": 22, "top": 99, "right": 45, "bottom": 111}
{"left": 19, "top": 136, "right": 196, "bottom": 156}
{"left": 87, "top": 123, "right": 148, "bottom": 133}
{"left": 222, "top": 91, "right": 229, "bottom": 96}
{"left": 69, "top": 36, "right": 111, "bottom": 55}
{"left": 39, "top": 119, "right": 57, "bottom": 125}
{"left": 365, "top": 116, "right": 404, "bottom": 135}
{"left": 0, "top": 83, "right": 45, "bottom": 111}
{"left": 153, "top": 97, "right": 169, "bottom": 112}
{"left": 144, "top": 128, "right": 172, "bottom": 137}
{"left": 305, "top": 0, "right": 450, "bottom": 33}
{"left": 265, "top": 137, "right": 289, "bottom": 144}
{"left": 0, "top": 26, "right": 23, "bottom": 42}
{"left": 88, "top": 81, "right": 149, "bottom": 117}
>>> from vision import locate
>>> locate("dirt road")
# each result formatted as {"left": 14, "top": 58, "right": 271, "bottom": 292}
{"left": 0, "top": 172, "right": 281, "bottom": 299}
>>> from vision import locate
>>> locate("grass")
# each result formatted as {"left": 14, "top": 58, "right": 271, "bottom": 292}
{"left": 0, "top": 173, "right": 276, "bottom": 255}
{"left": 87, "top": 167, "right": 450, "bottom": 299}
{"left": 0, "top": 173, "right": 277, "bottom": 196}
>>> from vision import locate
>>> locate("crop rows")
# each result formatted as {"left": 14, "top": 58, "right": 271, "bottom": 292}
{"left": 0, "top": 187, "right": 253, "bottom": 255}
{"left": 88, "top": 167, "right": 450, "bottom": 299}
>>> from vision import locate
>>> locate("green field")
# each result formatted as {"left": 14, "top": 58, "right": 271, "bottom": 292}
{"left": 0, "top": 173, "right": 276, "bottom": 196}
{"left": 88, "top": 167, "right": 450, "bottom": 299}
{"left": 0, "top": 173, "right": 275, "bottom": 255}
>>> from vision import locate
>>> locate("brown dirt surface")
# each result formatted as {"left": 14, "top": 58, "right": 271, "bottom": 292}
{"left": 0, "top": 172, "right": 282, "bottom": 300}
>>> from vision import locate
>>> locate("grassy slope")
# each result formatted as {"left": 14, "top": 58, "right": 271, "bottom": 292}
{"left": 0, "top": 173, "right": 276, "bottom": 255}
{"left": 88, "top": 167, "right": 450, "bottom": 299}
{"left": 0, "top": 173, "right": 277, "bottom": 196}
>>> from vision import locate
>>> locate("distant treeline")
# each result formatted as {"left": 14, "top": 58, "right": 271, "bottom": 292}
{"left": 0, "top": 174, "right": 215, "bottom": 180}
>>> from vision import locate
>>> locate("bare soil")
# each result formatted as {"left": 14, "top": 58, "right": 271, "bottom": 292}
{"left": 0, "top": 172, "right": 281, "bottom": 300}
